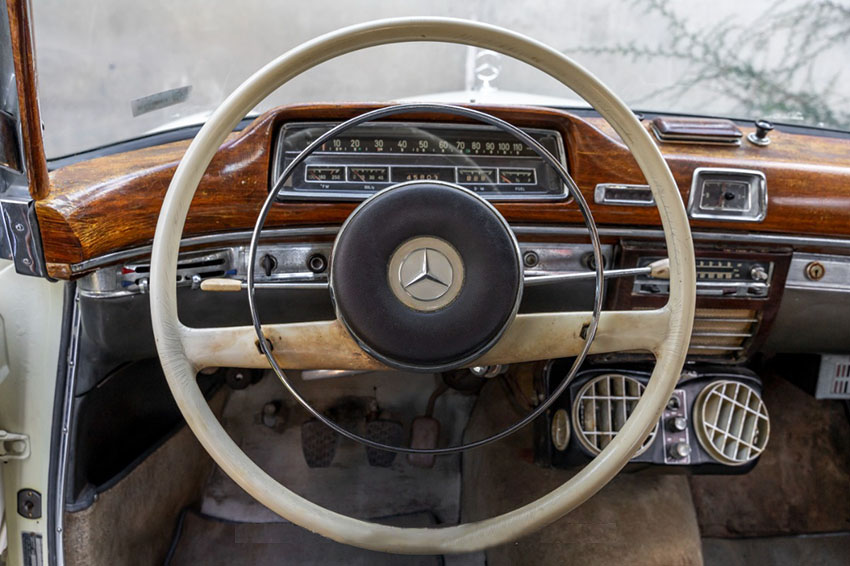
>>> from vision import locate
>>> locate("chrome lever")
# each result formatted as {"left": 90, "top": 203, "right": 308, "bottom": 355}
{"left": 523, "top": 258, "right": 670, "bottom": 287}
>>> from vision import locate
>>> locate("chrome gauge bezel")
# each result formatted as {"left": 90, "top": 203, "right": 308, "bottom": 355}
{"left": 271, "top": 120, "right": 570, "bottom": 202}
{"left": 687, "top": 167, "right": 767, "bottom": 222}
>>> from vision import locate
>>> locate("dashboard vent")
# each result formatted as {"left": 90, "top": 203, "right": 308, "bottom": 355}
{"left": 120, "top": 250, "right": 233, "bottom": 290}
{"left": 693, "top": 380, "right": 769, "bottom": 466}
{"left": 689, "top": 308, "right": 758, "bottom": 356}
{"left": 572, "top": 373, "right": 658, "bottom": 457}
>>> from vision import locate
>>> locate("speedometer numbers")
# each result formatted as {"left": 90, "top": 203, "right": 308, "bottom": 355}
{"left": 276, "top": 122, "right": 567, "bottom": 201}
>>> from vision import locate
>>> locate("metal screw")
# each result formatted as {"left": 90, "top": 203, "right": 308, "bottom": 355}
{"left": 14, "top": 222, "right": 25, "bottom": 232}
{"left": 522, "top": 250, "right": 539, "bottom": 268}
{"left": 22, "top": 258, "right": 32, "bottom": 266}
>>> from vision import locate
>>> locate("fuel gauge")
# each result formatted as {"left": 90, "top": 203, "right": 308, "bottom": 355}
{"left": 498, "top": 168, "right": 536, "bottom": 185}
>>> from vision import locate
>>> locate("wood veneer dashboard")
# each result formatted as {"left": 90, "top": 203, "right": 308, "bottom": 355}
{"left": 36, "top": 103, "right": 850, "bottom": 279}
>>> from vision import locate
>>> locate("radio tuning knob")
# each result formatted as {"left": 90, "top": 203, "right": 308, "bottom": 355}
{"left": 750, "top": 265, "right": 768, "bottom": 281}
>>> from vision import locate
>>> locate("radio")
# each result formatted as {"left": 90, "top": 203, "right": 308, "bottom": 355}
{"left": 633, "top": 257, "right": 773, "bottom": 297}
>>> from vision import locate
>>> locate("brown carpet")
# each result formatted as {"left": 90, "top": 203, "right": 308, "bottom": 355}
{"left": 689, "top": 374, "right": 850, "bottom": 537}
{"left": 63, "top": 390, "right": 227, "bottom": 566}
{"left": 462, "top": 380, "right": 704, "bottom": 566}
{"left": 702, "top": 533, "right": 850, "bottom": 566}
{"left": 166, "top": 510, "right": 442, "bottom": 566}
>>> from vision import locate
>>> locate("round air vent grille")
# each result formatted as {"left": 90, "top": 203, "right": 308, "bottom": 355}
{"left": 694, "top": 380, "right": 770, "bottom": 466}
{"left": 572, "top": 374, "right": 658, "bottom": 457}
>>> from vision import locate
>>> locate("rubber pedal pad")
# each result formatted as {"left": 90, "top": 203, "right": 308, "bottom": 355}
{"left": 300, "top": 418, "right": 338, "bottom": 468}
{"left": 364, "top": 419, "right": 404, "bottom": 467}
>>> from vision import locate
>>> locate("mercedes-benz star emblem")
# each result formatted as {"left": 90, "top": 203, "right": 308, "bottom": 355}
{"left": 400, "top": 248, "right": 453, "bottom": 301}
{"left": 388, "top": 236, "right": 464, "bottom": 312}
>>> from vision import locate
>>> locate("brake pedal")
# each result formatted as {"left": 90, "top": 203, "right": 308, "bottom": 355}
{"left": 300, "top": 419, "right": 338, "bottom": 468}
{"left": 364, "top": 419, "right": 403, "bottom": 467}
{"left": 408, "top": 416, "right": 440, "bottom": 468}
{"left": 407, "top": 383, "right": 446, "bottom": 468}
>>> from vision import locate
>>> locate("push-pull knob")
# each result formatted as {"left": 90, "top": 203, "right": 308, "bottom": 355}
{"left": 669, "top": 441, "right": 691, "bottom": 460}
{"left": 747, "top": 119, "right": 773, "bottom": 146}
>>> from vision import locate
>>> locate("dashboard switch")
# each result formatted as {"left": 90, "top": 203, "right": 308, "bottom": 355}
{"left": 668, "top": 441, "right": 692, "bottom": 460}
{"left": 667, "top": 416, "right": 688, "bottom": 433}
{"left": 260, "top": 254, "right": 277, "bottom": 277}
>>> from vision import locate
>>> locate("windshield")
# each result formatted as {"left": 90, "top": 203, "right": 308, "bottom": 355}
{"left": 33, "top": 0, "right": 850, "bottom": 158}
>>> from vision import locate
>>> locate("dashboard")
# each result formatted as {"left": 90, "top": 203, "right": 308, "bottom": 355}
{"left": 34, "top": 103, "right": 850, "bottom": 474}
{"left": 35, "top": 103, "right": 850, "bottom": 366}
{"left": 272, "top": 122, "right": 568, "bottom": 200}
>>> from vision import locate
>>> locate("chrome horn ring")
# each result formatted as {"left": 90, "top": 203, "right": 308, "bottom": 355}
{"left": 246, "top": 102, "right": 605, "bottom": 455}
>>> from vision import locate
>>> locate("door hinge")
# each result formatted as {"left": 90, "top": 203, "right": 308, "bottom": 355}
{"left": 0, "top": 198, "right": 47, "bottom": 277}
{"left": 0, "top": 429, "right": 30, "bottom": 461}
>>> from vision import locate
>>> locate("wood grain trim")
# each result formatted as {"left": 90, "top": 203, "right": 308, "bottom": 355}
{"left": 36, "top": 103, "right": 850, "bottom": 278}
{"left": 6, "top": 0, "right": 48, "bottom": 199}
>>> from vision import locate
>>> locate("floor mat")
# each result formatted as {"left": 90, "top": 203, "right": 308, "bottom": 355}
{"left": 462, "top": 380, "right": 704, "bottom": 566}
{"left": 166, "top": 510, "right": 443, "bottom": 566}
{"left": 689, "top": 373, "right": 850, "bottom": 537}
{"left": 201, "top": 371, "right": 474, "bottom": 524}
{"left": 702, "top": 532, "right": 850, "bottom": 566}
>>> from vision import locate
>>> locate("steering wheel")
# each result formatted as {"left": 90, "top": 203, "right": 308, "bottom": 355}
{"left": 151, "top": 18, "right": 696, "bottom": 554}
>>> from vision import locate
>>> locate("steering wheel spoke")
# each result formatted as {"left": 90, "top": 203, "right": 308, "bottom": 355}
{"left": 181, "top": 308, "right": 669, "bottom": 371}
{"left": 180, "top": 319, "right": 387, "bottom": 371}
{"left": 478, "top": 308, "right": 669, "bottom": 365}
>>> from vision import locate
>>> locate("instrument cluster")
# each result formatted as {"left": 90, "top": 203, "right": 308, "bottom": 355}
{"left": 272, "top": 122, "right": 569, "bottom": 201}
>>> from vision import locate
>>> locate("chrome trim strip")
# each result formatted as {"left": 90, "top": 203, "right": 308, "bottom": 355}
{"left": 786, "top": 252, "right": 850, "bottom": 292}
{"left": 593, "top": 183, "right": 655, "bottom": 206}
{"left": 513, "top": 226, "right": 850, "bottom": 249}
{"left": 68, "top": 226, "right": 339, "bottom": 274}
{"left": 54, "top": 289, "right": 81, "bottom": 566}
{"left": 67, "top": 225, "right": 850, "bottom": 275}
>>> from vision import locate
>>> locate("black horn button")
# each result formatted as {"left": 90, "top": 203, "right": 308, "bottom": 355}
{"left": 330, "top": 182, "right": 522, "bottom": 372}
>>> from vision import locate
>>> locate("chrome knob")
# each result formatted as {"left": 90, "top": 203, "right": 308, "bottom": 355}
{"left": 669, "top": 441, "right": 691, "bottom": 460}
{"left": 667, "top": 416, "right": 688, "bottom": 432}
{"left": 750, "top": 265, "right": 768, "bottom": 281}
{"left": 747, "top": 119, "right": 773, "bottom": 146}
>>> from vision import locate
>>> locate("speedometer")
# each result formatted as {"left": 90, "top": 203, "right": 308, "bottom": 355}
{"left": 272, "top": 122, "right": 568, "bottom": 201}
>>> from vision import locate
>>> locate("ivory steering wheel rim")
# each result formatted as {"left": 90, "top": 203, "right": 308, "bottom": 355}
{"left": 150, "top": 17, "right": 696, "bottom": 554}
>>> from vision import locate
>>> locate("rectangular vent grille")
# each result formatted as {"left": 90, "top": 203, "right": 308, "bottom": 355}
{"left": 688, "top": 308, "right": 758, "bottom": 357}
{"left": 816, "top": 355, "right": 850, "bottom": 400}
{"left": 120, "top": 250, "right": 232, "bottom": 289}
